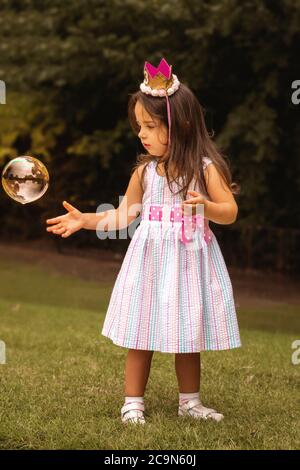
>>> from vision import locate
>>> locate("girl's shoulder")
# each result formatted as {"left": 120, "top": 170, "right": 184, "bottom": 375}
{"left": 140, "top": 158, "right": 155, "bottom": 169}
{"left": 136, "top": 159, "right": 154, "bottom": 176}
{"left": 202, "top": 156, "right": 213, "bottom": 170}
{"left": 135, "top": 159, "right": 155, "bottom": 190}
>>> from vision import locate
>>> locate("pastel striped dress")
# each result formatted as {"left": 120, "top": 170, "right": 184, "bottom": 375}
{"left": 101, "top": 157, "right": 241, "bottom": 353}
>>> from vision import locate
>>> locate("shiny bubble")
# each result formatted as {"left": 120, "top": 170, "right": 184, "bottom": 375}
{"left": 1, "top": 155, "right": 49, "bottom": 204}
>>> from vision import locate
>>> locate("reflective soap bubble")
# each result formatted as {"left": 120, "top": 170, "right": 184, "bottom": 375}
{"left": 1, "top": 155, "right": 49, "bottom": 204}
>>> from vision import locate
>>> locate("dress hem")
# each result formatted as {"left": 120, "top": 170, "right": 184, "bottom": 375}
{"left": 101, "top": 333, "right": 242, "bottom": 353}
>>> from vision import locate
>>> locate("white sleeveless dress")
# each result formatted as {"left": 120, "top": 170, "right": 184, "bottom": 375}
{"left": 101, "top": 157, "right": 241, "bottom": 353}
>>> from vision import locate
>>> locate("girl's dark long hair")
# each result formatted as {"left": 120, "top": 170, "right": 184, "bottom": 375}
{"left": 128, "top": 83, "right": 240, "bottom": 201}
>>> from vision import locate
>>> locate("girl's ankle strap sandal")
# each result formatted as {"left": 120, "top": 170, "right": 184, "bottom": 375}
{"left": 178, "top": 398, "right": 224, "bottom": 421}
{"left": 121, "top": 402, "right": 146, "bottom": 424}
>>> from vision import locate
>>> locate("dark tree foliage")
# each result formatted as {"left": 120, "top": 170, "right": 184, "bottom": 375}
{"left": 0, "top": 0, "right": 299, "bottom": 271}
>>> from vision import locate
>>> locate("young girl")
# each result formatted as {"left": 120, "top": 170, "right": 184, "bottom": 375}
{"left": 46, "top": 58, "right": 241, "bottom": 425}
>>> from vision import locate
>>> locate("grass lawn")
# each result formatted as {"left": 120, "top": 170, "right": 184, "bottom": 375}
{"left": 0, "top": 259, "right": 299, "bottom": 450}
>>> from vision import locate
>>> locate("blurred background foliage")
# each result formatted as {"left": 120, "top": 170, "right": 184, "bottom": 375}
{"left": 0, "top": 0, "right": 299, "bottom": 274}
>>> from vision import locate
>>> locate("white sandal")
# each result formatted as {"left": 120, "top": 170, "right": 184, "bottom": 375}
{"left": 178, "top": 398, "right": 224, "bottom": 422}
{"left": 121, "top": 401, "right": 146, "bottom": 425}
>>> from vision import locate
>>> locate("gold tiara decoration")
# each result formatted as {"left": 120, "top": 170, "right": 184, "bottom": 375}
{"left": 140, "top": 58, "right": 180, "bottom": 97}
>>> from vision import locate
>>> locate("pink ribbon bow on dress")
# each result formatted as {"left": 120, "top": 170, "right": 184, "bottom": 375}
{"left": 148, "top": 205, "right": 212, "bottom": 244}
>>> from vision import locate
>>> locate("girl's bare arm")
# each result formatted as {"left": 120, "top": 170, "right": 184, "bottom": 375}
{"left": 46, "top": 165, "right": 145, "bottom": 237}
{"left": 203, "top": 164, "right": 238, "bottom": 225}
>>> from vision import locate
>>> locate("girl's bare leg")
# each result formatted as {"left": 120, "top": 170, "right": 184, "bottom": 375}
{"left": 175, "top": 352, "right": 201, "bottom": 392}
{"left": 124, "top": 349, "right": 154, "bottom": 396}
{"left": 174, "top": 352, "right": 224, "bottom": 421}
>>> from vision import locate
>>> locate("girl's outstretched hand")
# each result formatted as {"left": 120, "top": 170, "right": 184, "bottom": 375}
{"left": 46, "top": 201, "right": 84, "bottom": 238}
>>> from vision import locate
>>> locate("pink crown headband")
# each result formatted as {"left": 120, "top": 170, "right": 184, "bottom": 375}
{"left": 139, "top": 58, "right": 180, "bottom": 146}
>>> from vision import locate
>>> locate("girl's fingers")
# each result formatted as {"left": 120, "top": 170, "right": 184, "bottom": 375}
{"left": 48, "top": 226, "right": 71, "bottom": 237}
{"left": 63, "top": 201, "right": 76, "bottom": 211}
{"left": 184, "top": 196, "right": 205, "bottom": 203}
{"left": 183, "top": 198, "right": 199, "bottom": 204}
{"left": 53, "top": 227, "right": 67, "bottom": 235}
{"left": 62, "top": 230, "right": 71, "bottom": 238}
{"left": 49, "top": 227, "right": 66, "bottom": 235}
{"left": 47, "top": 224, "right": 65, "bottom": 233}
{"left": 46, "top": 217, "right": 72, "bottom": 236}
{"left": 46, "top": 217, "right": 62, "bottom": 224}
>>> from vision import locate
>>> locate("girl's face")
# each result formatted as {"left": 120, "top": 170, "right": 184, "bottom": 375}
{"left": 134, "top": 101, "right": 168, "bottom": 157}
